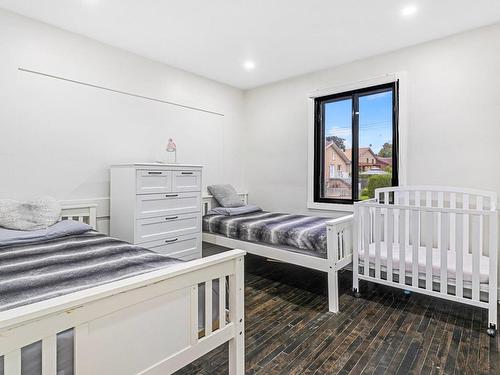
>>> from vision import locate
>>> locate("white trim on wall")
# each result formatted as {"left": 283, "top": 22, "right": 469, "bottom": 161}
{"left": 306, "top": 72, "right": 409, "bottom": 212}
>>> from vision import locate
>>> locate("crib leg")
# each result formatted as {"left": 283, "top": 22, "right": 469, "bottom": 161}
{"left": 353, "top": 271, "right": 360, "bottom": 298}
{"left": 328, "top": 268, "right": 339, "bottom": 313}
{"left": 487, "top": 302, "right": 497, "bottom": 337}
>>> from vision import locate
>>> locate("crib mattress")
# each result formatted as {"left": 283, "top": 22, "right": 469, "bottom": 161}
{"left": 359, "top": 242, "right": 490, "bottom": 284}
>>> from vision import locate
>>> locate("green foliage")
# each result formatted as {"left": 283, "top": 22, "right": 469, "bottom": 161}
{"left": 326, "top": 135, "right": 346, "bottom": 151}
{"left": 378, "top": 142, "right": 392, "bottom": 157}
{"left": 360, "top": 173, "right": 392, "bottom": 200}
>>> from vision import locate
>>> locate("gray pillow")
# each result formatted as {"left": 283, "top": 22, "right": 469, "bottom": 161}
{"left": 0, "top": 197, "right": 62, "bottom": 231}
{"left": 207, "top": 184, "right": 244, "bottom": 208}
{"left": 207, "top": 204, "right": 262, "bottom": 216}
{"left": 0, "top": 220, "right": 92, "bottom": 246}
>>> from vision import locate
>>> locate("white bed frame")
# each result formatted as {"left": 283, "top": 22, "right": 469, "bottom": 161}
{"left": 0, "top": 204, "right": 246, "bottom": 374}
{"left": 202, "top": 193, "right": 353, "bottom": 313}
{"left": 353, "top": 186, "right": 498, "bottom": 336}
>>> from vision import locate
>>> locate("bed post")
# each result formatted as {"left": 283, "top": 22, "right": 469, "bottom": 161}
{"left": 229, "top": 255, "right": 245, "bottom": 374}
{"left": 326, "top": 224, "right": 339, "bottom": 313}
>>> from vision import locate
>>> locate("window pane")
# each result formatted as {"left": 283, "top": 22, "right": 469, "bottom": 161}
{"left": 322, "top": 98, "right": 352, "bottom": 200}
{"left": 358, "top": 90, "right": 393, "bottom": 200}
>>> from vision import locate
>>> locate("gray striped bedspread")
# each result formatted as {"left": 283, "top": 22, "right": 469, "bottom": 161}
{"left": 0, "top": 231, "right": 182, "bottom": 312}
{"left": 203, "top": 211, "right": 329, "bottom": 257}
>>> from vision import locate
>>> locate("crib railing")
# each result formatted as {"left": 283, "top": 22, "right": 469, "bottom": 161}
{"left": 354, "top": 186, "right": 498, "bottom": 334}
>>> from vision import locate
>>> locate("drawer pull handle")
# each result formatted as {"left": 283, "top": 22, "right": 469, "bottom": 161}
{"left": 148, "top": 171, "right": 163, "bottom": 175}
{"left": 181, "top": 172, "right": 194, "bottom": 175}
{"left": 165, "top": 216, "right": 178, "bottom": 220}
{"left": 165, "top": 194, "right": 178, "bottom": 197}
{"left": 165, "top": 238, "right": 178, "bottom": 243}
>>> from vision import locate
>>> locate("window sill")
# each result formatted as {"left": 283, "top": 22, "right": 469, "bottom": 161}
{"left": 307, "top": 201, "right": 354, "bottom": 212}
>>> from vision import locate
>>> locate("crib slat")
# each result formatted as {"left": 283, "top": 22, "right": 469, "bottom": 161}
{"left": 363, "top": 207, "right": 370, "bottom": 277}
{"left": 440, "top": 212, "right": 449, "bottom": 294}
{"left": 414, "top": 191, "right": 421, "bottom": 207}
{"left": 463, "top": 194, "right": 469, "bottom": 257}
{"left": 404, "top": 192, "right": 410, "bottom": 247}
{"left": 383, "top": 205, "right": 388, "bottom": 244}
{"left": 394, "top": 192, "right": 399, "bottom": 243}
{"left": 426, "top": 191, "right": 432, "bottom": 207}
{"left": 205, "top": 280, "right": 213, "bottom": 336}
{"left": 42, "top": 335, "right": 57, "bottom": 375}
{"left": 437, "top": 192, "right": 444, "bottom": 256}
{"left": 450, "top": 193, "right": 456, "bottom": 250}
{"left": 471, "top": 215, "right": 480, "bottom": 301}
{"left": 387, "top": 207, "right": 394, "bottom": 282}
{"left": 425, "top": 210, "right": 433, "bottom": 291}
{"left": 477, "top": 197, "right": 483, "bottom": 256}
{"left": 190, "top": 285, "right": 198, "bottom": 345}
{"left": 411, "top": 210, "right": 419, "bottom": 288}
{"left": 455, "top": 213, "right": 464, "bottom": 298}
{"left": 399, "top": 207, "right": 406, "bottom": 285}
{"left": 374, "top": 207, "right": 382, "bottom": 279}
{"left": 219, "top": 277, "right": 226, "bottom": 329}
{"left": 4, "top": 349, "right": 21, "bottom": 375}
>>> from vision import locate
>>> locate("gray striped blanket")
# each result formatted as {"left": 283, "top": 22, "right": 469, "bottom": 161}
{"left": 203, "top": 211, "right": 329, "bottom": 257}
{"left": 0, "top": 231, "right": 182, "bottom": 312}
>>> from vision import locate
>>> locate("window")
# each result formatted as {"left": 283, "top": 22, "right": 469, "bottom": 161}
{"left": 313, "top": 82, "right": 398, "bottom": 204}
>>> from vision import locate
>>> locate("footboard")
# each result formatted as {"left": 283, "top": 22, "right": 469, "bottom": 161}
{"left": 0, "top": 250, "right": 245, "bottom": 375}
{"left": 326, "top": 214, "right": 354, "bottom": 270}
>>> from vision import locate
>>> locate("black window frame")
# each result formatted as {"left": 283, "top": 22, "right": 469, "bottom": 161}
{"left": 313, "top": 81, "right": 399, "bottom": 205}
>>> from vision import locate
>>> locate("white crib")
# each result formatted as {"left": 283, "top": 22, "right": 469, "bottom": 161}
{"left": 353, "top": 186, "right": 498, "bottom": 336}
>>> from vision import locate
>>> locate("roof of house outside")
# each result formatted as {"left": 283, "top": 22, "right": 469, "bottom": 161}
{"left": 344, "top": 147, "right": 377, "bottom": 160}
{"left": 326, "top": 143, "right": 392, "bottom": 169}
{"left": 325, "top": 141, "right": 351, "bottom": 164}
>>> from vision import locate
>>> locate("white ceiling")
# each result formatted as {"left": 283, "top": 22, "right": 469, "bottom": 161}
{"left": 1, "top": 0, "right": 500, "bottom": 89}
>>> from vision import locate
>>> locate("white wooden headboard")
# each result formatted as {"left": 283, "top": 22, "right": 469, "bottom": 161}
{"left": 60, "top": 204, "right": 97, "bottom": 229}
{"left": 202, "top": 193, "right": 248, "bottom": 215}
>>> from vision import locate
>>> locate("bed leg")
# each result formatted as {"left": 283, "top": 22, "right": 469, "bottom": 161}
{"left": 328, "top": 267, "right": 339, "bottom": 313}
{"left": 229, "top": 334, "right": 245, "bottom": 374}
{"left": 229, "top": 257, "right": 245, "bottom": 375}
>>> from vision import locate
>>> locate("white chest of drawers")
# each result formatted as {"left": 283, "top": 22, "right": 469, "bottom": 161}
{"left": 110, "top": 163, "right": 203, "bottom": 261}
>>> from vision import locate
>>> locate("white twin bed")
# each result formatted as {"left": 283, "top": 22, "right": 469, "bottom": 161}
{"left": 202, "top": 193, "right": 353, "bottom": 314}
{"left": 0, "top": 205, "right": 246, "bottom": 375}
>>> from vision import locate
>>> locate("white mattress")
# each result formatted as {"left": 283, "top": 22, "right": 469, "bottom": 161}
{"left": 359, "top": 242, "right": 490, "bottom": 284}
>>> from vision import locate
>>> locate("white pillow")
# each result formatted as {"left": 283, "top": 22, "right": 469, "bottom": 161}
{"left": 0, "top": 197, "right": 62, "bottom": 231}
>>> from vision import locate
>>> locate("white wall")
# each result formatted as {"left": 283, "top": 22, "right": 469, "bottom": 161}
{"left": 0, "top": 9, "right": 245, "bottom": 232}
{"left": 243, "top": 23, "right": 500, "bottom": 217}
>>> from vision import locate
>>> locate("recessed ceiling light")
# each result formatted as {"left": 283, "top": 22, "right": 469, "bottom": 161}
{"left": 401, "top": 5, "right": 418, "bottom": 17}
{"left": 243, "top": 61, "right": 256, "bottom": 71}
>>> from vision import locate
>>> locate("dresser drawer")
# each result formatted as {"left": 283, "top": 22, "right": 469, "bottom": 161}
{"left": 135, "top": 213, "right": 201, "bottom": 243}
{"left": 142, "top": 233, "right": 201, "bottom": 260}
{"left": 136, "top": 192, "right": 201, "bottom": 219}
{"left": 136, "top": 170, "right": 171, "bottom": 194}
{"left": 171, "top": 170, "right": 201, "bottom": 192}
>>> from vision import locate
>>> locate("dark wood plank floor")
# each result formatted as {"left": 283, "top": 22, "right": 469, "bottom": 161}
{"left": 175, "top": 243, "right": 499, "bottom": 375}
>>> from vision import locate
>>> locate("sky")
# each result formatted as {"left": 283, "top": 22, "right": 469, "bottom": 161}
{"left": 324, "top": 90, "right": 393, "bottom": 154}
